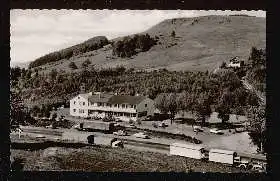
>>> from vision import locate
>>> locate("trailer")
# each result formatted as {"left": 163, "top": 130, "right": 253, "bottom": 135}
{"left": 87, "top": 135, "right": 123, "bottom": 148}
{"left": 209, "top": 149, "right": 237, "bottom": 165}
{"left": 77, "top": 121, "right": 114, "bottom": 133}
{"left": 61, "top": 131, "right": 92, "bottom": 143}
{"left": 170, "top": 142, "right": 206, "bottom": 159}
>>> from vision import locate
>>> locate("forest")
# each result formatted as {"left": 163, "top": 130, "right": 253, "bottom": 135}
{"left": 112, "top": 34, "right": 157, "bottom": 58}
{"left": 28, "top": 36, "right": 109, "bottom": 68}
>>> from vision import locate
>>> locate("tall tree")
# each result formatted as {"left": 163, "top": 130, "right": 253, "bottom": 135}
{"left": 10, "top": 91, "right": 26, "bottom": 127}
{"left": 246, "top": 105, "right": 266, "bottom": 153}
{"left": 166, "top": 93, "right": 178, "bottom": 124}
{"left": 154, "top": 93, "right": 169, "bottom": 114}
{"left": 194, "top": 92, "right": 212, "bottom": 126}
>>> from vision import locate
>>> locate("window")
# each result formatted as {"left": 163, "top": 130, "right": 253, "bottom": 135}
{"left": 134, "top": 105, "right": 136, "bottom": 109}
{"left": 122, "top": 104, "right": 125, "bottom": 108}
{"left": 117, "top": 104, "right": 120, "bottom": 108}
{"left": 125, "top": 105, "right": 128, "bottom": 108}
{"left": 74, "top": 101, "right": 76, "bottom": 105}
{"left": 114, "top": 104, "right": 117, "bottom": 107}
{"left": 73, "top": 109, "right": 76, "bottom": 112}
{"left": 83, "top": 102, "right": 85, "bottom": 105}
{"left": 130, "top": 105, "right": 133, "bottom": 108}
{"left": 145, "top": 104, "right": 147, "bottom": 107}
{"left": 78, "top": 97, "right": 80, "bottom": 99}
{"left": 107, "top": 103, "right": 110, "bottom": 107}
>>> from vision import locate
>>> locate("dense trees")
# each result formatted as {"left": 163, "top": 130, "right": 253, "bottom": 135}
{"left": 112, "top": 34, "right": 157, "bottom": 58}
{"left": 171, "top": 30, "right": 176, "bottom": 38}
{"left": 29, "top": 36, "right": 109, "bottom": 68}
{"left": 69, "top": 62, "right": 78, "bottom": 70}
{"left": 10, "top": 91, "right": 25, "bottom": 126}
{"left": 82, "top": 59, "right": 91, "bottom": 69}
{"left": 246, "top": 47, "right": 266, "bottom": 93}
{"left": 246, "top": 105, "right": 266, "bottom": 153}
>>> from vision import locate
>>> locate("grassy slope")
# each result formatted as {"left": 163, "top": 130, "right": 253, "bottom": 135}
{"left": 11, "top": 146, "right": 243, "bottom": 172}
{"left": 35, "top": 15, "right": 265, "bottom": 74}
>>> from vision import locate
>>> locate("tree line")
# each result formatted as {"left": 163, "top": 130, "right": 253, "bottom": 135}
{"left": 29, "top": 36, "right": 109, "bottom": 68}
{"left": 112, "top": 34, "right": 157, "bottom": 58}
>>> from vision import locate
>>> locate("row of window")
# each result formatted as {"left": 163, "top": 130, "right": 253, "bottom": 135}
{"left": 73, "top": 101, "right": 137, "bottom": 109}
{"left": 73, "top": 109, "right": 85, "bottom": 113}
{"left": 73, "top": 101, "right": 86, "bottom": 106}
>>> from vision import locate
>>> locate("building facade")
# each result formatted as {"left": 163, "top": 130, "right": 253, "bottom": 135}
{"left": 70, "top": 92, "right": 155, "bottom": 121}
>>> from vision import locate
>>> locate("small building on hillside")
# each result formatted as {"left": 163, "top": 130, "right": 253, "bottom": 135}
{"left": 227, "top": 57, "right": 244, "bottom": 68}
{"left": 70, "top": 92, "right": 155, "bottom": 121}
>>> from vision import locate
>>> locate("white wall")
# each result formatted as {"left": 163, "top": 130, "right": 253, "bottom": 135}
{"left": 170, "top": 145, "right": 203, "bottom": 159}
{"left": 70, "top": 95, "right": 89, "bottom": 117}
{"left": 209, "top": 152, "right": 234, "bottom": 164}
{"left": 136, "top": 98, "right": 155, "bottom": 117}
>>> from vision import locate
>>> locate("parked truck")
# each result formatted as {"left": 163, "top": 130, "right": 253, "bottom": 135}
{"left": 170, "top": 142, "right": 207, "bottom": 160}
{"left": 87, "top": 135, "right": 124, "bottom": 148}
{"left": 74, "top": 121, "right": 114, "bottom": 133}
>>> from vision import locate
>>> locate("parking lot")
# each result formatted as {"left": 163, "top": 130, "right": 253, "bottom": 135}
{"left": 53, "top": 108, "right": 259, "bottom": 155}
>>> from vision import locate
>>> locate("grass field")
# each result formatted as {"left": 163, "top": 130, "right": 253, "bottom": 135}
{"left": 34, "top": 15, "right": 265, "bottom": 74}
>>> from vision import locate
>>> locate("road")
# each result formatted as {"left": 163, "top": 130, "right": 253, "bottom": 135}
{"left": 241, "top": 77, "right": 265, "bottom": 105}
{"left": 15, "top": 126, "right": 265, "bottom": 161}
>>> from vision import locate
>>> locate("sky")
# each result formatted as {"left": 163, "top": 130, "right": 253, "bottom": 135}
{"left": 10, "top": 10, "right": 266, "bottom": 64}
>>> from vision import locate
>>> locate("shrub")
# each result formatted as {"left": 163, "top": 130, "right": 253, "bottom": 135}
{"left": 128, "top": 119, "right": 134, "bottom": 124}
{"left": 69, "top": 62, "right": 78, "bottom": 70}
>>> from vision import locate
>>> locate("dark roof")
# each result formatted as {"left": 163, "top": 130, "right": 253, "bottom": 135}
{"left": 85, "top": 92, "right": 148, "bottom": 105}
{"left": 88, "top": 94, "right": 114, "bottom": 103}
{"left": 108, "top": 95, "right": 147, "bottom": 105}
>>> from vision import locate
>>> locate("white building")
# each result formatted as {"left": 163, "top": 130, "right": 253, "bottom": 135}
{"left": 227, "top": 57, "right": 243, "bottom": 68}
{"left": 70, "top": 92, "right": 155, "bottom": 121}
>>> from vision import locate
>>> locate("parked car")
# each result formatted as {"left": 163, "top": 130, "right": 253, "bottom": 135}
{"left": 112, "top": 140, "right": 124, "bottom": 148}
{"left": 127, "top": 124, "right": 137, "bottom": 129}
{"left": 158, "top": 122, "right": 168, "bottom": 128}
{"left": 113, "top": 130, "right": 128, "bottom": 136}
{"left": 251, "top": 164, "right": 265, "bottom": 172}
{"left": 35, "top": 134, "right": 46, "bottom": 138}
{"left": 193, "top": 126, "right": 204, "bottom": 132}
{"left": 133, "top": 132, "right": 150, "bottom": 139}
{"left": 115, "top": 118, "right": 123, "bottom": 122}
{"left": 210, "top": 128, "right": 224, "bottom": 134}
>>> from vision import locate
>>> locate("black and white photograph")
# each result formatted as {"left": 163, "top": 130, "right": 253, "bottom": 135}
{"left": 10, "top": 9, "right": 266, "bottom": 173}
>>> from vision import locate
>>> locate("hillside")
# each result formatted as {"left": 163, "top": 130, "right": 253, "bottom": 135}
{"left": 30, "top": 15, "right": 265, "bottom": 74}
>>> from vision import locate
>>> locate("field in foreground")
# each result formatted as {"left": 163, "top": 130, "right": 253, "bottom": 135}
{"left": 11, "top": 145, "right": 243, "bottom": 172}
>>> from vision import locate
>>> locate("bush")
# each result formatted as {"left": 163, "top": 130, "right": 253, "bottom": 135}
{"left": 136, "top": 119, "right": 142, "bottom": 125}
{"left": 128, "top": 119, "right": 134, "bottom": 124}
{"left": 69, "top": 62, "right": 78, "bottom": 70}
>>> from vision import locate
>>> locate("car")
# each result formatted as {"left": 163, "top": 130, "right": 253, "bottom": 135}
{"left": 158, "top": 122, "right": 168, "bottom": 128}
{"left": 251, "top": 164, "right": 265, "bottom": 172}
{"left": 210, "top": 128, "right": 223, "bottom": 134}
{"left": 113, "top": 123, "right": 121, "bottom": 127}
{"left": 35, "top": 134, "right": 46, "bottom": 138}
{"left": 46, "top": 125, "right": 53, "bottom": 129}
{"left": 193, "top": 126, "right": 204, "bottom": 132}
{"left": 127, "top": 124, "right": 137, "bottom": 129}
{"left": 115, "top": 118, "right": 123, "bottom": 122}
{"left": 112, "top": 140, "right": 124, "bottom": 148}
{"left": 113, "top": 130, "right": 128, "bottom": 136}
{"left": 133, "top": 132, "right": 150, "bottom": 139}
